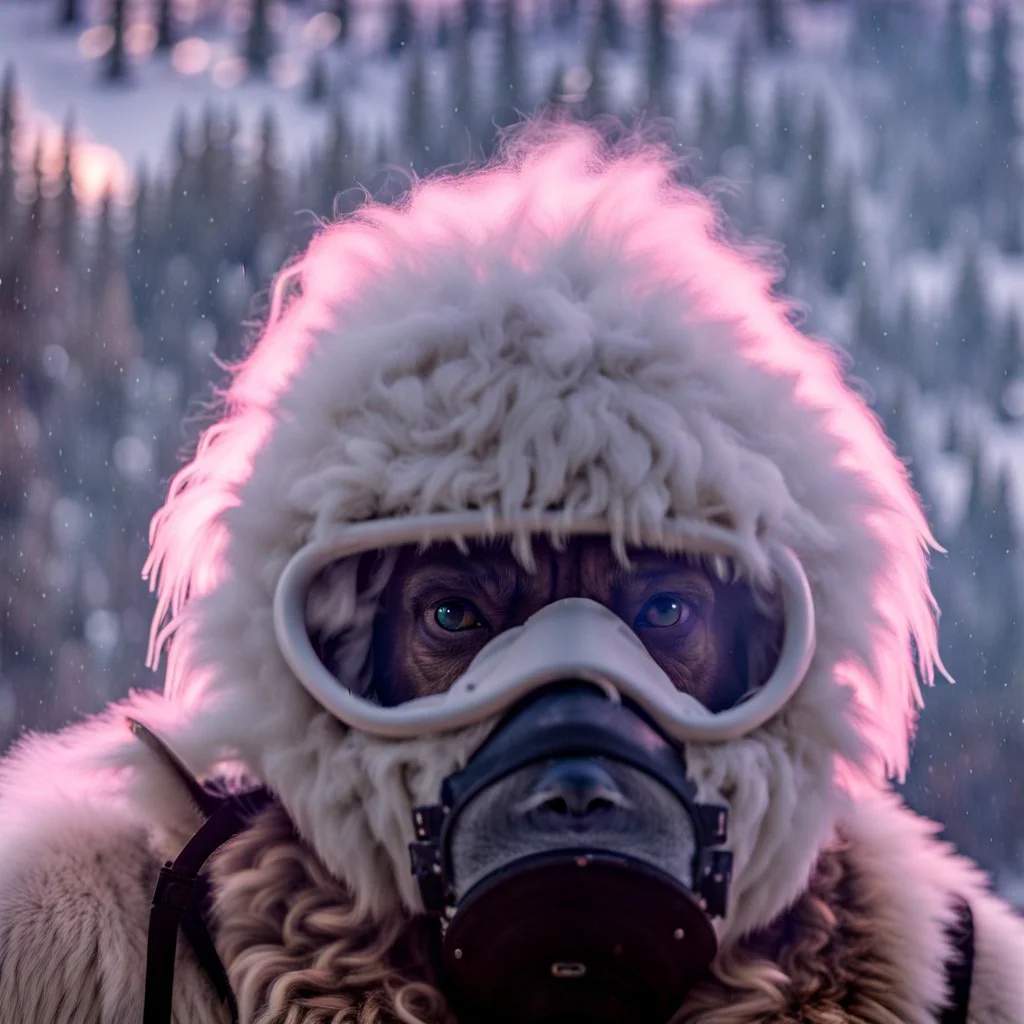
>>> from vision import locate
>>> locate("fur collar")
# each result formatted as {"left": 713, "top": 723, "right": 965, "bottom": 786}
{"left": 209, "top": 798, "right": 960, "bottom": 1024}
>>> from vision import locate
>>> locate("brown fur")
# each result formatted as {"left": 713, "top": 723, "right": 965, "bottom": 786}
{"left": 212, "top": 804, "right": 453, "bottom": 1024}
{"left": 211, "top": 805, "right": 931, "bottom": 1024}
{"left": 675, "top": 836, "right": 920, "bottom": 1024}
{"left": 358, "top": 538, "right": 777, "bottom": 713}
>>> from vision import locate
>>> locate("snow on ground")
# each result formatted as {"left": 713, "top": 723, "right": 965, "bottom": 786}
{"left": 0, "top": 0, "right": 855, "bottom": 206}
{"left": 0, "top": 0, "right": 397, "bottom": 202}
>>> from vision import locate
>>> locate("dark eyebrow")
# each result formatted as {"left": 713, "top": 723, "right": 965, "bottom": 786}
{"left": 401, "top": 555, "right": 527, "bottom": 607}
{"left": 610, "top": 558, "right": 709, "bottom": 583}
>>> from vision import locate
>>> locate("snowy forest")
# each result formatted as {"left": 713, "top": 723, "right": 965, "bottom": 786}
{"left": 0, "top": 0, "right": 1023, "bottom": 901}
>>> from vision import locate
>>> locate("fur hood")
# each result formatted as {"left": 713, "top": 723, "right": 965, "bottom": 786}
{"left": 129, "top": 122, "right": 941, "bottom": 943}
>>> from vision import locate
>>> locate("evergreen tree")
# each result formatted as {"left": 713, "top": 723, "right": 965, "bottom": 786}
{"left": 758, "top": 0, "right": 788, "bottom": 51}
{"left": 1002, "top": 189, "right": 1024, "bottom": 255}
{"left": 960, "top": 455, "right": 1020, "bottom": 660}
{"left": 83, "top": 189, "right": 136, "bottom": 418}
{"left": 582, "top": 19, "right": 610, "bottom": 120}
{"left": 436, "top": 10, "right": 452, "bottom": 49}
{"left": 192, "top": 108, "right": 235, "bottom": 295}
{"left": 26, "top": 137, "right": 45, "bottom": 244}
{"left": 941, "top": 0, "right": 971, "bottom": 108}
{"left": 909, "top": 160, "right": 946, "bottom": 252}
{"left": 852, "top": 267, "right": 887, "bottom": 360}
{"left": 988, "top": 1, "right": 1017, "bottom": 134}
{"left": 129, "top": 163, "right": 151, "bottom": 291}
{"left": 156, "top": 0, "right": 174, "bottom": 51}
{"left": 463, "top": 0, "right": 484, "bottom": 34}
{"left": 852, "top": 0, "right": 897, "bottom": 69}
{"left": 56, "top": 114, "right": 77, "bottom": 265}
{"left": 916, "top": 306, "right": 945, "bottom": 392}
{"left": 318, "top": 106, "right": 353, "bottom": 218}
{"left": 695, "top": 77, "right": 718, "bottom": 174}
{"left": 305, "top": 51, "right": 329, "bottom": 103}
{"left": 246, "top": 109, "right": 285, "bottom": 275}
{"left": 645, "top": 0, "right": 672, "bottom": 118}
{"left": 598, "top": 0, "right": 626, "bottom": 53}
{"left": 58, "top": 0, "right": 80, "bottom": 28}
{"left": 388, "top": 0, "right": 416, "bottom": 57}
{"left": 963, "top": 440, "right": 987, "bottom": 534}
{"left": 887, "top": 385, "right": 914, "bottom": 462}
{"left": 90, "top": 190, "right": 117, "bottom": 299}
{"left": 448, "top": 8, "right": 475, "bottom": 154}
{"left": 987, "top": 0, "right": 1020, "bottom": 187}
{"left": 981, "top": 467, "right": 1021, "bottom": 662}
{"left": 552, "top": 0, "right": 579, "bottom": 34}
{"left": 892, "top": 288, "right": 919, "bottom": 375}
{"left": 166, "top": 112, "right": 194, "bottom": 252}
{"left": 722, "top": 35, "right": 750, "bottom": 152}
{"left": 331, "top": 0, "right": 351, "bottom": 45}
{"left": 768, "top": 82, "right": 794, "bottom": 173}
{"left": 545, "top": 63, "right": 565, "bottom": 108}
{"left": 950, "top": 241, "right": 990, "bottom": 387}
{"left": 106, "top": 0, "right": 128, "bottom": 82}
{"left": 246, "top": 0, "right": 274, "bottom": 73}
{"left": 867, "top": 115, "right": 890, "bottom": 192}
{"left": 993, "top": 309, "right": 1023, "bottom": 422}
{"left": 0, "top": 66, "right": 16, "bottom": 244}
{"left": 987, "top": 468, "right": 1018, "bottom": 561}
{"left": 799, "top": 96, "right": 830, "bottom": 223}
{"left": 404, "top": 44, "right": 432, "bottom": 171}
{"left": 494, "top": 0, "right": 525, "bottom": 130}
{"left": 940, "top": 411, "right": 962, "bottom": 454}
{"left": 823, "top": 168, "right": 857, "bottom": 293}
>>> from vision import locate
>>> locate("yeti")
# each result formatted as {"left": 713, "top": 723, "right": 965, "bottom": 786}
{"left": 1, "top": 122, "right": 1022, "bottom": 1024}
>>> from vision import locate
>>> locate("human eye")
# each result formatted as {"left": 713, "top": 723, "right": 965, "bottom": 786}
{"left": 430, "top": 597, "right": 489, "bottom": 633}
{"left": 634, "top": 593, "right": 697, "bottom": 630}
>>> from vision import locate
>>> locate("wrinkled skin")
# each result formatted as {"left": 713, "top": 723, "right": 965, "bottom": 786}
{"left": 325, "top": 537, "right": 779, "bottom": 898}
{"left": 371, "top": 537, "right": 774, "bottom": 711}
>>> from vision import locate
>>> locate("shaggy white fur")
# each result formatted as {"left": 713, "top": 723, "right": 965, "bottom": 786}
{"left": 1, "top": 121, "right": 1020, "bottom": 1023}
{"left": 0, "top": 696, "right": 228, "bottom": 1023}
{"left": 136, "top": 122, "right": 937, "bottom": 937}
{"left": 1, "top": 716, "right": 1021, "bottom": 1022}
{"left": 837, "top": 790, "right": 1024, "bottom": 1023}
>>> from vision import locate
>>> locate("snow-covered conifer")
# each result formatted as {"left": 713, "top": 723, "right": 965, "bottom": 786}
{"left": 105, "top": 0, "right": 128, "bottom": 82}
{"left": 388, "top": 0, "right": 415, "bottom": 56}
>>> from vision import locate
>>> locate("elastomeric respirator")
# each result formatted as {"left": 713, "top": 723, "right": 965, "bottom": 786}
{"left": 271, "top": 511, "right": 816, "bottom": 1024}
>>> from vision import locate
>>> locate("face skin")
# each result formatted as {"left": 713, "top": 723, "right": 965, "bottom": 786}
{"left": 367, "top": 536, "right": 777, "bottom": 713}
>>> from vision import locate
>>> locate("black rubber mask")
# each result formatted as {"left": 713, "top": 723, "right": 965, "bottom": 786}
{"left": 409, "top": 685, "right": 734, "bottom": 1024}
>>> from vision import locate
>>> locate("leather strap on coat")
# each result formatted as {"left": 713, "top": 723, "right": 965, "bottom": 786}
{"left": 131, "top": 719, "right": 274, "bottom": 1024}
{"left": 939, "top": 895, "right": 974, "bottom": 1024}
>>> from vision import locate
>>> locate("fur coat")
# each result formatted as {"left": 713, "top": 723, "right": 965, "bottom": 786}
{"left": 0, "top": 712, "right": 1022, "bottom": 1024}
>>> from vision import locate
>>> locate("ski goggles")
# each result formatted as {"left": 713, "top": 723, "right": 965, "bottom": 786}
{"left": 273, "top": 511, "right": 815, "bottom": 743}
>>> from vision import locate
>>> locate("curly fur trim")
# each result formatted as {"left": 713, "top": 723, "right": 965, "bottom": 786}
{"left": 676, "top": 839, "right": 923, "bottom": 1024}
{"left": 208, "top": 800, "right": 973, "bottom": 1024}
{"left": 212, "top": 803, "right": 453, "bottom": 1024}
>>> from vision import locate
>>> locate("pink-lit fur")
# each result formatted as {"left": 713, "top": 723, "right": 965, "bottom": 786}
{"left": 0, "top": 121, "right": 1020, "bottom": 1023}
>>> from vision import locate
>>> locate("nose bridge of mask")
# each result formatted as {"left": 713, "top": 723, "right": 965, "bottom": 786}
{"left": 449, "top": 597, "right": 713, "bottom": 722}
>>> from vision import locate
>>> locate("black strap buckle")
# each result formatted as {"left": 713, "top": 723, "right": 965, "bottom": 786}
{"left": 152, "top": 865, "right": 198, "bottom": 915}
{"left": 694, "top": 802, "right": 729, "bottom": 846}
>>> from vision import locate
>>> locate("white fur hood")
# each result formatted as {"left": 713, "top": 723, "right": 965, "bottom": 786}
{"left": 132, "top": 122, "right": 942, "bottom": 941}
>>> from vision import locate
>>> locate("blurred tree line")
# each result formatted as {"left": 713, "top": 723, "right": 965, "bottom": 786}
{"left": 1, "top": 0, "right": 1023, "bottom": 892}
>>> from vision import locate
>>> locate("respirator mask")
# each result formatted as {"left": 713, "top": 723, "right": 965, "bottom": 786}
{"left": 274, "top": 512, "right": 815, "bottom": 1024}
